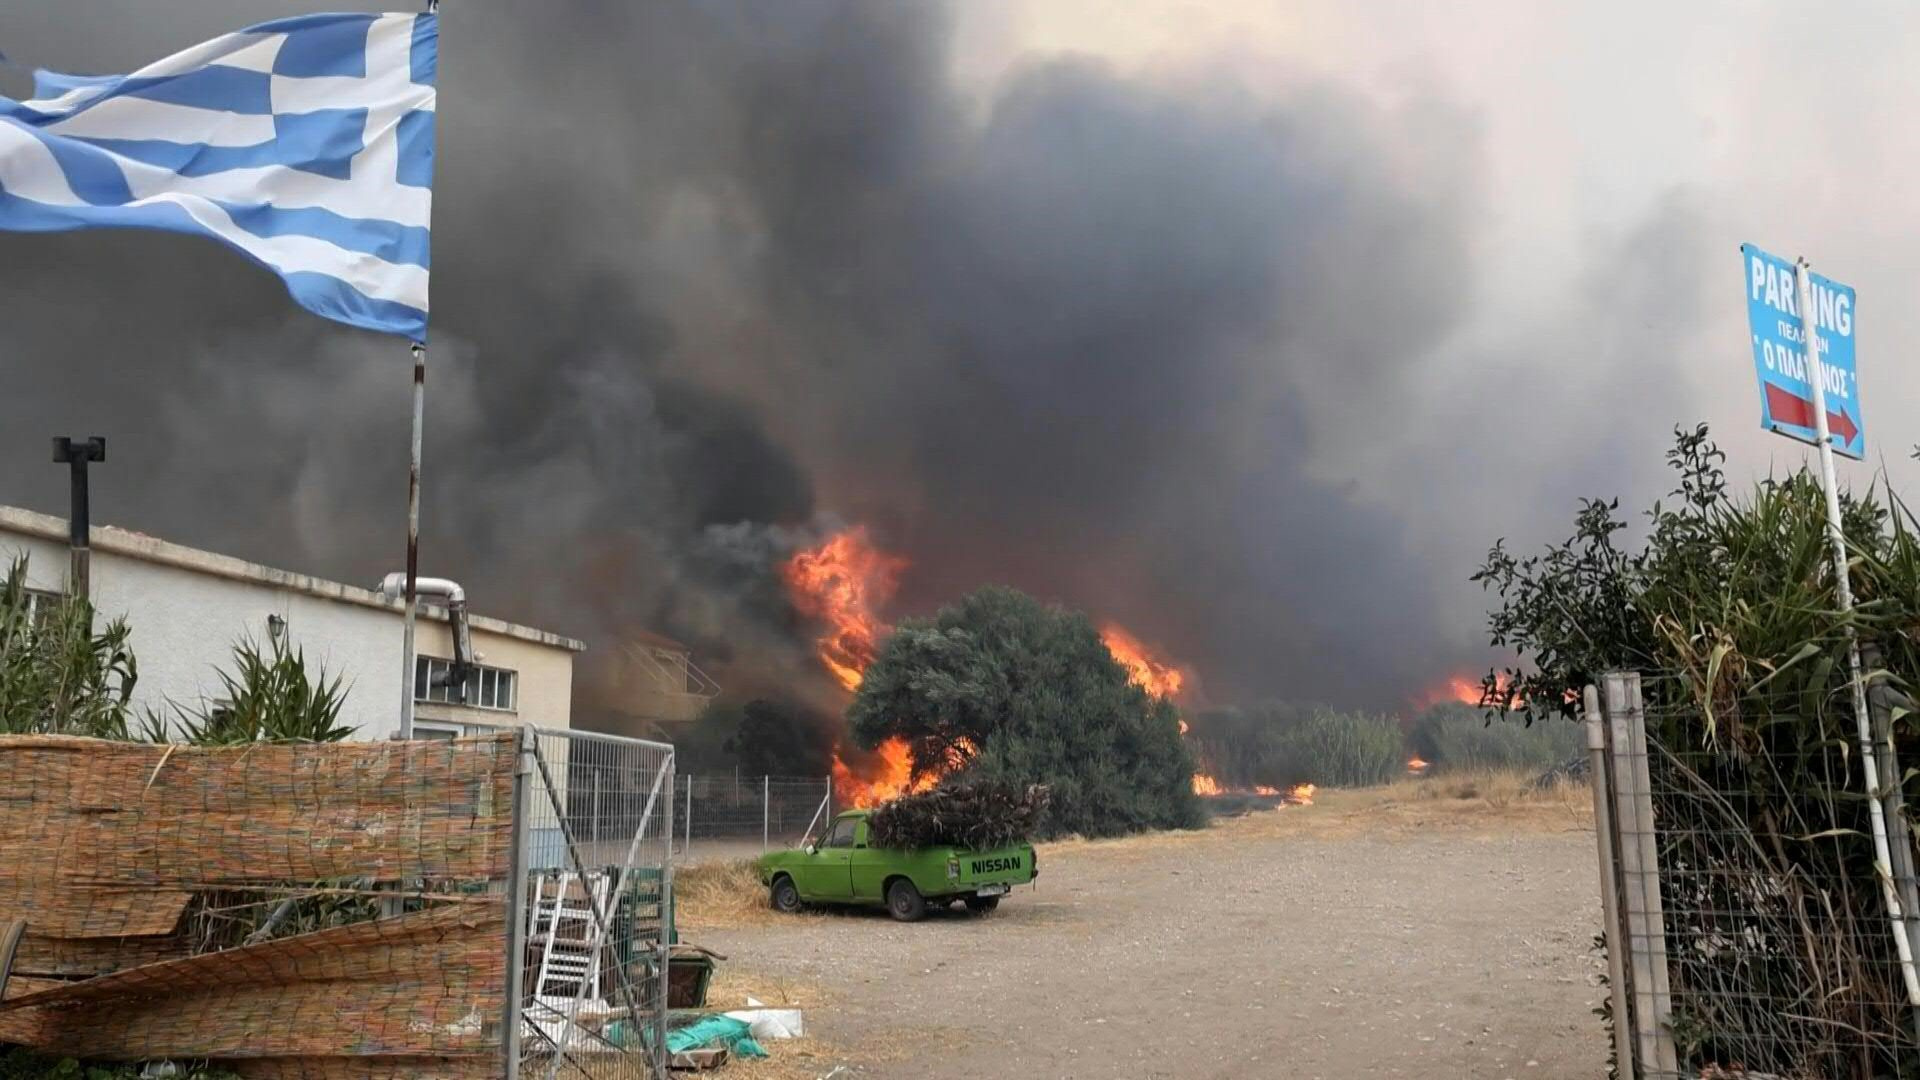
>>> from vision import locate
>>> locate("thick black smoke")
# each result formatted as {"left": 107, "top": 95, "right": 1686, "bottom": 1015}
{"left": 0, "top": 2, "right": 1682, "bottom": 715}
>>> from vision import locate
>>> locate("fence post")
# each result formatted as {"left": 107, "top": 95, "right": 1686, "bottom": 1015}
{"left": 502, "top": 728, "right": 532, "bottom": 1080}
{"left": 591, "top": 770, "right": 602, "bottom": 847}
{"left": 1585, "top": 685, "right": 1636, "bottom": 1080}
{"left": 763, "top": 775, "right": 770, "bottom": 852}
{"left": 659, "top": 752, "right": 676, "bottom": 1079}
{"left": 1605, "top": 672, "right": 1678, "bottom": 1075}
{"left": 1863, "top": 643, "right": 1920, "bottom": 1040}
{"left": 684, "top": 774, "right": 693, "bottom": 855}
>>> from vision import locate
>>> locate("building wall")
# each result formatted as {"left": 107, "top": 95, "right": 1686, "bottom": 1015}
{"left": 0, "top": 514, "right": 578, "bottom": 741}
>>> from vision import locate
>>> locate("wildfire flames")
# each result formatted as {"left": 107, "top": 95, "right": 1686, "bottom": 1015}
{"left": 1407, "top": 755, "right": 1431, "bottom": 774}
{"left": 783, "top": 528, "right": 926, "bottom": 806}
{"left": 783, "top": 526, "right": 908, "bottom": 693}
{"left": 1101, "top": 623, "right": 1189, "bottom": 700}
{"left": 1419, "top": 671, "right": 1519, "bottom": 710}
{"left": 832, "top": 737, "right": 938, "bottom": 808}
{"left": 786, "top": 527, "right": 1238, "bottom": 809}
{"left": 1189, "top": 775, "right": 1315, "bottom": 805}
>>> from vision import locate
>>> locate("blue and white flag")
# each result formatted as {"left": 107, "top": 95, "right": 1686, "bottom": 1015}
{"left": 0, "top": 13, "right": 437, "bottom": 339}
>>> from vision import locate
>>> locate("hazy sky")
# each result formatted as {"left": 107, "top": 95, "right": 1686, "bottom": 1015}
{"left": 0, "top": 2, "right": 1912, "bottom": 713}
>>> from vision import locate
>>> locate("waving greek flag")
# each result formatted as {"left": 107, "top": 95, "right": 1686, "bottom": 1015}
{"left": 0, "top": 13, "right": 437, "bottom": 339}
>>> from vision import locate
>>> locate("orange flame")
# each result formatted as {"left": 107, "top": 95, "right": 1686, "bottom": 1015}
{"left": 1191, "top": 778, "right": 1315, "bottom": 804}
{"left": 833, "top": 736, "right": 941, "bottom": 809}
{"left": 1419, "top": 671, "right": 1519, "bottom": 710}
{"left": 1407, "top": 755, "right": 1431, "bottom": 773}
{"left": 785, "top": 527, "right": 968, "bottom": 805}
{"left": 784, "top": 527, "right": 908, "bottom": 693}
{"left": 1101, "top": 623, "right": 1188, "bottom": 700}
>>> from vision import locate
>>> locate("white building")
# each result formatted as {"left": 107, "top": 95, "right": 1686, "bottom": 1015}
{"left": 0, "top": 505, "right": 582, "bottom": 739}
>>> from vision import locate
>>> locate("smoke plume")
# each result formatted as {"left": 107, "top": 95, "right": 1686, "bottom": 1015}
{"left": 0, "top": 1, "right": 1707, "bottom": 715}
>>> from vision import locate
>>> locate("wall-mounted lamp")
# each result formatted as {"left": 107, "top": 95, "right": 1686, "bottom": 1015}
{"left": 267, "top": 613, "right": 287, "bottom": 641}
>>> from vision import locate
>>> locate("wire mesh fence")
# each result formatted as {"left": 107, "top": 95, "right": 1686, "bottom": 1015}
{"left": 513, "top": 727, "right": 675, "bottom": 1080}
{"left": 669, "top": 774, "right": 832, "bottom": 861}
{"left": 1593, "top": 671, "right": 1920, "bottom": 1079}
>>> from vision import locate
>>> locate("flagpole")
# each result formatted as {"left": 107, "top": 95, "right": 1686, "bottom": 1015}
{"left": 399, "top": 341, "right": 425, "bottom": 739}
{"left": 399, "top": 0, "right": 436, "bottom": 739}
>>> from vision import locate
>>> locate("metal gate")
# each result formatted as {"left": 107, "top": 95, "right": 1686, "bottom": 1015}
{"left": 507, "top": 726, "right": 675, "bottom": 1079}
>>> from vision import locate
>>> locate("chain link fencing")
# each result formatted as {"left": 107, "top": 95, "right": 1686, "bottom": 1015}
{"left": 668, "top": 774, "right": 832, "bottom": 863}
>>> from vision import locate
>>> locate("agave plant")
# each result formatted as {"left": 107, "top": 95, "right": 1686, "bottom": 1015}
{"left": 0, "top": 556, "right": 137, "bottom": 738}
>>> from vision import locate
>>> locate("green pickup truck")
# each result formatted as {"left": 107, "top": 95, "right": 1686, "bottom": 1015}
{"left": 757, "top": 809, "right": 1038, "bottom": 921}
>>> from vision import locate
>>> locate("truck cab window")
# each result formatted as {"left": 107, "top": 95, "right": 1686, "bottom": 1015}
{"left": 827, "top": 819, "right": 858, "bottom": 848}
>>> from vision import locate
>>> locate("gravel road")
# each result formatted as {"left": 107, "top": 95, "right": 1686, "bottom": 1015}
{"left": 699, "top": 792, "right": 1607, "bottom": 1079}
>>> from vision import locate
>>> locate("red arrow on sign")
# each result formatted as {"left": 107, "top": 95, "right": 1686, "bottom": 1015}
{"left": 1766, "top": 381, "right": 1859, "bottom": 444}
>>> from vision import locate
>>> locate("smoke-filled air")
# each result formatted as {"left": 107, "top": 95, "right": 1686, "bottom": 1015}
{"left": 0, "top": 0, "right": 1569, "bottom": 728}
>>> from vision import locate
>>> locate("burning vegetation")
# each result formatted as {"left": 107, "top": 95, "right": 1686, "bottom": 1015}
{"left": 1100, "top": 623, "right": 1189, "bottom": 701}
{"left": 783, "top": 527, "right": 931, "bottom": 807}
{"left": 783, "top": 526, "right": 907, "bottom": 694}
{"left": 787, "top": 526, "right": 1208, "bottom": 816}
{"left": 1417, "top": 670, "right": 1521, "bottom": 711}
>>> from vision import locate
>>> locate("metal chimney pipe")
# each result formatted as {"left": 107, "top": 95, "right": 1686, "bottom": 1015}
{"left": 50, "top": 437, "right": 106, "bottom": 600}
{"left": 377, "top": 573, "right": 475, "bottom": 724}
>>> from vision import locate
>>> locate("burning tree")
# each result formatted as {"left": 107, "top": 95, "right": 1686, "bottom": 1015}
{"left": 847, "top": 585, "right": 1203, "bottom": 838}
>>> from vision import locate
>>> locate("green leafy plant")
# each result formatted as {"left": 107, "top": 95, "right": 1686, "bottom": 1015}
{"left": 149, "top": 637, "right": 353, "bottom": 745}
{"left": 1407, "top": 702, "right": 1582, "bottom": 773}
{"left": 1264, "top": 707, "right": 1405, "bottom": 787}
{"left": 1477, "top": 424, "right": 1920, "bottom": 1076}
{"left": 0, "top": 557, "right": 137, "bottom": 738}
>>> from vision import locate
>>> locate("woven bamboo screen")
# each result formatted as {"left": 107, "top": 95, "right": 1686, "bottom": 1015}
{"left": 0, "top": 733, "right": 518, "bottom": 1078}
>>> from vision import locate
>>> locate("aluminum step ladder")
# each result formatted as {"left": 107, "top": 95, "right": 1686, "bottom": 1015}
{"left": 529, "top": 871, "right": 613, "bottom": 1005}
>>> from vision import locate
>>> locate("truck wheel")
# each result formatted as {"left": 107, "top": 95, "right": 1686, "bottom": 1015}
{"left": 886, "top": 879, "right": 927, "bottom": 922}
{"left": 770, "top": 876, "right": 802, "bottom": 914}
{"left": 964, "top": 896, "right": 1000, "bottom": 915}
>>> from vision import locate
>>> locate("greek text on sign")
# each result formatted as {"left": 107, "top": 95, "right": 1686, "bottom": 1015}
{"left": 1742, "top": 243, "right": 1863, "bottom": 460}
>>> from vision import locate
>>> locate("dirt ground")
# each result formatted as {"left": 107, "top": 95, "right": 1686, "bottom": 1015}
{"left": 687, "top": 778, "right": 1607, "bottom": 1079}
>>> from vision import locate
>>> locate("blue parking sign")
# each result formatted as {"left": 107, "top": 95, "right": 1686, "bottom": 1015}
{"left": 1742, "top": 243, "right": 1863, "bottom": 460}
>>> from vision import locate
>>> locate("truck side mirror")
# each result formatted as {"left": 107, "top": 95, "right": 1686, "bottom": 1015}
{"left": 804, "top": 843, "right": 817, "bottom": 856}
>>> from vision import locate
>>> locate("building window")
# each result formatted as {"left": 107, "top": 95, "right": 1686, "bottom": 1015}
{"left": 19, "top": 588, "right": 63, "bottom": 624}
{"left": 414, "top": 656, "right": 518, "bottom": 712}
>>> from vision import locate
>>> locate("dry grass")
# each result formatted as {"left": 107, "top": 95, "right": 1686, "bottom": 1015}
{"left": 1373, "top": 766, "right": 1589, "bottom": 811}
{"left": 1040, "top": 767, "right": 1591, "bottom": 860}
{"left": 676, "top": 858, "right": 777, "bottom": 932}
{"left": 1272, "top": 766, "right": 1593, "bottom": 837}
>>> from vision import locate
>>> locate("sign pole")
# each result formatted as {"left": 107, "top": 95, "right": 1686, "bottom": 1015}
{"left": 398, "top": 341, "right": 425, "bottom": 740}
{"left": 1794, "top": 258, "right": 1920, "bottom": 1008}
